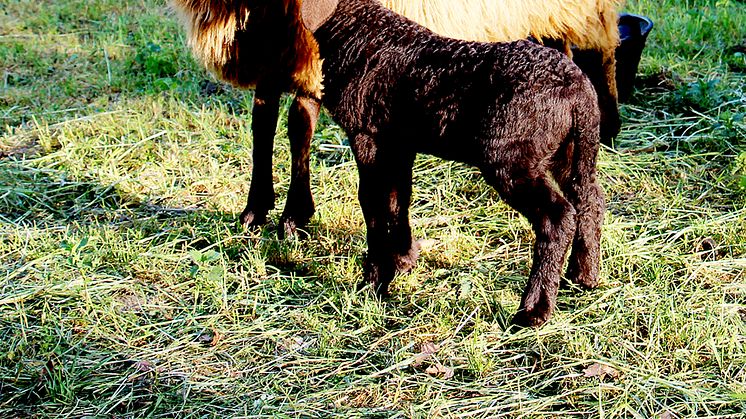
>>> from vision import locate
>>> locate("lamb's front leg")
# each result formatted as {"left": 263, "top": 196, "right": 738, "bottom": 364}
{"left": 352, "top": 134, "right": 397, "bottom": 296}
{"left": 388, "top": 155, "right": 419, "bottom": 273}
{"left": 240, "top": 88, "right": 281, "bottom": 227}
{"left": 279, "top": 95, "right": 321, "bottom": 238}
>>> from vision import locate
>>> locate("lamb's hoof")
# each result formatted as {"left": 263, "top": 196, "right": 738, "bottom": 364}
{"left": 356, "top": 279, "right": 390, "bottom": 298}
{"left": 239, "top": 209, "right": 268, "bottom": 228}
{"left": 356, "top": 274, "right": 392, "bottom": 298}
{"left": 277, "top": 217, "right": 310, "bottom": 240}
{"left": 394, "top": 241, "right": 421, "bottom": 273}
{"left": 374, "top": 281, "right": 391, "bottom": 299}
{"left": 566, "top": 266, "right": 600, "bottom": 289}
{"left": 510, "top": 306, "right": 551, "bottom": 328}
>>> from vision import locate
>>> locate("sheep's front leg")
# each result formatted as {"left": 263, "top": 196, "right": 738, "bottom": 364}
{"left": 279, "top": 95, "right": 320, "bottom": 238}
{"left": 240, "top": 89, "right": 281, "bottom": 227}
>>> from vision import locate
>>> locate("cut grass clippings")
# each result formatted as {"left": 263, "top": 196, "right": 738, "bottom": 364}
{"left": 1, "top": 0, "right": 745, "bottom": 417}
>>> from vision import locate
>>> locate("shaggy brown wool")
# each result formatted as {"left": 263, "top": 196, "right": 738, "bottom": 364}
{"left": 378, "top": 0, "right": 624, "bottom": 144}
{"left": 298, "top": 0, "right": 606, "bottom": 327}
{"left": 171, "top": 0, "right": 323, "bottom": 96}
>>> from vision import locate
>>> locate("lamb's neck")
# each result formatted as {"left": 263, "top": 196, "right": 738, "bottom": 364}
{"left": 313, "top": 0, "right": 423, "bottom": 109}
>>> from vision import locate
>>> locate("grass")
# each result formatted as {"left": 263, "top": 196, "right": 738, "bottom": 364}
{"left": 1, "top": 0, "right": 745, "bottom": 417}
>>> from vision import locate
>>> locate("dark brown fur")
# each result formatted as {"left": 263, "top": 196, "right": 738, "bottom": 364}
{"left": 301, "top": 0, "right": 605, "bottom": 327}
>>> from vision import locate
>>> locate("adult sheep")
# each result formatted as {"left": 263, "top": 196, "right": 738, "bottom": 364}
{"left": 171, "top": 0, "right": 621, "bottom": 235}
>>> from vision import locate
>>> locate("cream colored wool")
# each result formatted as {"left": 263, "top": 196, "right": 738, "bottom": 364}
{"left": 381, "top": 0, "right": 622, "bottom": 50}
{"left": 172, "top": 0, "right": 623, "bottom": 101}
{"left": 381, "top": 0, "right": 624, "bottom": 98}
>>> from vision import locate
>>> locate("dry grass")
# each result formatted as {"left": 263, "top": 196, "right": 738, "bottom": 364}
{"left": 1, "top": 0, "right": 745, "bottom": 417}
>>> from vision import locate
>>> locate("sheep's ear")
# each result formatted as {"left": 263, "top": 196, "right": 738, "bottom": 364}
{"left": 300, "top": 0, "right": 338, "bottom": 32}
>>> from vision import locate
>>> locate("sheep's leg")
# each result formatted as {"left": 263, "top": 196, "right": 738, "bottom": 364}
{"left": 279, "top": 96, "right": 320, "bottom": 238}
{"left": 388, "top": 155, "right": 418, "bottom": 273}
{"left": 240, "top": 89, "right": 281, "bottom": 227}
{"left": 486, "top": 172, "right": 576, "bottom": 327}
{"left": 564, "top": 178, "right": 604, "bottom": 289}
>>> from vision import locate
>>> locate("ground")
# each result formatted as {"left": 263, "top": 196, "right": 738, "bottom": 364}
{"left": 0, "top": 0, "right": 745, "bottom": 417}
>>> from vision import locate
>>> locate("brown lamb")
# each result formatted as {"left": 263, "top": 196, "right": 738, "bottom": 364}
{"left": 304, "top": 0, "right": 605, "bottom": 327}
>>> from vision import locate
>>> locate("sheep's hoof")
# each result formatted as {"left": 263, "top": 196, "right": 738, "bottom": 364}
{"left": 565, "top": 265, "right": 600, "bottom": 289}
{"left": 356, "top": 278, "right": 391, "bottom": 297}
{"left": 356, "top": 279, "right": 390, "bottom": 298}
{"left": 375, "top": 282, "right": 391, "bottom": 298}
{"left": 510, "top": 311, "right": 548, "bottom": 329}
{"left": 239, "top": 209, "right": 268, "bottom": 228}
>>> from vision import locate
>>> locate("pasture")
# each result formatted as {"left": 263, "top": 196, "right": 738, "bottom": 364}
{"left": 1, "top": 0, "right": 745, "bottom": 417}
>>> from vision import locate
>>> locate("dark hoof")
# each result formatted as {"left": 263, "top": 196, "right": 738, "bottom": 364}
{"left": 277, "top": 217, "right": 310, "bottom": 240}
{"left": 356, "top": 279, "right": 390, "bottom": 299}
{"left": 566, "top": 266, "right": 600, "bottom": 289}
{"left": 394, "top": 241, "right": 420, "bottom": 273}
{"left": 510, "top": 307, "right": 551, "bottom": 328}
{"left": 239, "top": 209, "right": 268, "bottom": 228}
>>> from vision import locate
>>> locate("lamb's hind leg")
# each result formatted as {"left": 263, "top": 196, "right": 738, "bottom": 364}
{"left": 240, "top": 89, "right": 281, "bottom": 227}
{"left": 556, "top": 130, "right": 605, "bottom": 289}
{"left": 564, "top": 177, "right": 604, "bottom": 289}
{"left": 485, "top": 169, "right": 577, "bottom": 327}
{"left": 279, "top": 95, "right": 320, "bottom": 238}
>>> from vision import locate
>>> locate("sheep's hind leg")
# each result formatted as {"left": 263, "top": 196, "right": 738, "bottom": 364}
{"left": 564, "top": 178, "right": 604, "bottom": 289}
{"left": 572, "top": 49, "right": 620, "bottom": 145}
{"left": 279, "top": 96, "right": 320, "bottom": 238}
{"left": 240, "top": 89, "right": 281, "bottom": 227}
{"left": 486, "top": 171, "right": 577, "bottom": 327}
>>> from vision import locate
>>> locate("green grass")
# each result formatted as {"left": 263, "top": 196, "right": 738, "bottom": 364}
{"left": 1, "top": 0, "right": 745, "bottom": 417}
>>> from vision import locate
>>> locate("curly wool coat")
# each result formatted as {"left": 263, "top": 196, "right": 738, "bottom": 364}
{"left": 303, "top": 0, "right": 606, "bottom": 327}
